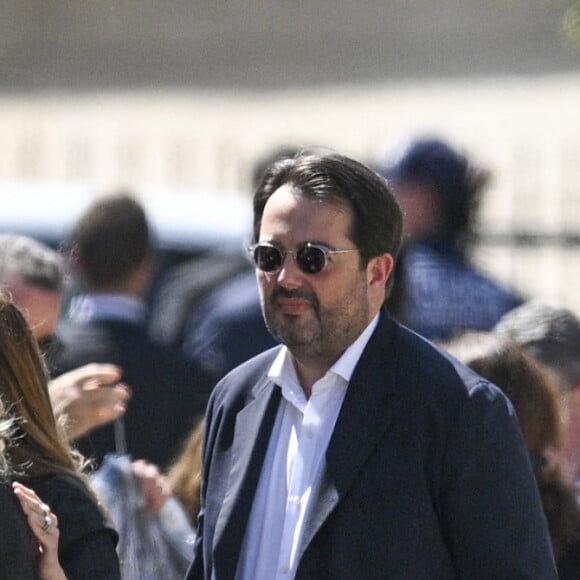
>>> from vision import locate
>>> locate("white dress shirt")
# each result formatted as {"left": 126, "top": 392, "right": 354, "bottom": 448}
{"left": 235, "top": 314, "right": 380, "bottom": 580}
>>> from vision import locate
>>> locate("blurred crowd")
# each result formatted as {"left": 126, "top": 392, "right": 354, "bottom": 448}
{"left": 1, "top": 136, "right": 579, "bottom": 579}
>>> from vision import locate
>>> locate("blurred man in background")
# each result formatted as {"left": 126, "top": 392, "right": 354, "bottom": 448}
{"left": 380, "top": 137, "right": 523, "bottom": 340}
{"left": 53, "top": 193, "right": 216, "bottom": 469}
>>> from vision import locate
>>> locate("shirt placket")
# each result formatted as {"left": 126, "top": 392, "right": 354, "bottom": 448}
{"left": 276, "top": 396, "right": 321, "bottom": 576}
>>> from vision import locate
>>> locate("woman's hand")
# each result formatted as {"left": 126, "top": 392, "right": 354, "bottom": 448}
{"left": 132, "top": 459, "right": 172, "bottom": 515}
{"left": 12, "top": 481, "right": 67, "bottom": 580}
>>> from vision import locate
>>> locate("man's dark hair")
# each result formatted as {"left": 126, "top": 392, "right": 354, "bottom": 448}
{"left": 70, "top": 192, "right": 152, "bottom": 290}
{"left": 251, "top": 146, "right": 303, "bottom": 191}
{"left": 253, "top": 151, "right": 403, "bottom": 263}
{"left": 252, "top": 151, "right": 403, "bottom": 295}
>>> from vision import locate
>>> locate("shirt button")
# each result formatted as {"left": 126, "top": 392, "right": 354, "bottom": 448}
{"left": 305, "top": 429, "right": 315, "bottom": 438}
{"left": 281, "top": 565, "right": 290, "bottom": 574}
{"left": 289, "top": 495, "right": 301, "bottom": 505}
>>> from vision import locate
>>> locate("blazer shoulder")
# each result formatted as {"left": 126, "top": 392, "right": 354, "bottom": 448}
{"left": 209, "top": 345, "right": 282, "bottom": 407}
{"left": 389, "top": 320, "right": 504, "bottom": 406}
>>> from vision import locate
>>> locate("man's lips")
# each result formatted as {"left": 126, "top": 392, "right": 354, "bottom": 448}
{"left": 276, "top": 297, "right": 312, "bottom": 315}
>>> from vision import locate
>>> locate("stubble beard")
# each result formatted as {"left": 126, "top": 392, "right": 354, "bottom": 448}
{"left": 263, "top": 284, "right": 370, "bottom": 364}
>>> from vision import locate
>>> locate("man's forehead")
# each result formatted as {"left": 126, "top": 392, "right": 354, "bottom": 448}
{"left": 265, "top": 184, "right": 351, "bottom": 214}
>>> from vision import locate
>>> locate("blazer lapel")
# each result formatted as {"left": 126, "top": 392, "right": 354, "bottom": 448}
{"left": 213, "top": 375, "right": 281, "bottom": 578}
{"left": 299, "top": 314, "right": 405, "bottom": 556}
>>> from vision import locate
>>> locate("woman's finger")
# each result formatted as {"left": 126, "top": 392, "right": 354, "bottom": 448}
{"left": 13, "top": 481, "right": 60, "bottom": 537}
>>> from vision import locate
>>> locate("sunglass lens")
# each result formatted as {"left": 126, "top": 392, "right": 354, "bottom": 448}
{"left": 297, "top": 245, "right": 326, "bottom": 274}
{"left": 254, "top": 245, "right": 282, "bottom": 272}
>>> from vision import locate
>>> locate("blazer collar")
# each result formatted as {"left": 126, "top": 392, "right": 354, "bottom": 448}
{"left": 298, "top": 312, "right": 405, "bottom": 558}
{"left": 213, "top": 367, "right": 282, "bottom": 578}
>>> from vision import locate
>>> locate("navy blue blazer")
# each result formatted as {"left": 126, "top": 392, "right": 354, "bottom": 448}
{"left": 187, "top": 312, "right": 557, "bottom": 579}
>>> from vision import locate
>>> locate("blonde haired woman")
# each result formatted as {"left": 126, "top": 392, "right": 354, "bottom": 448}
{"left": 0, "top": 293, "right": 120, "bottom": 579}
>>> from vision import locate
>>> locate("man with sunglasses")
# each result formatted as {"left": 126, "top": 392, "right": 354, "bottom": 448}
{"left": 187, "top": 152, "right": 556, "bottom": 579}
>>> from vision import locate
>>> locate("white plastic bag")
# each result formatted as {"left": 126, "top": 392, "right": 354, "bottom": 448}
{"left": 91, "top": 454, "right": 195, "bottom": 580}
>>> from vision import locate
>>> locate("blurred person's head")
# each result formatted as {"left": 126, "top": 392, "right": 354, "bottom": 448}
{"left": 68, "top": 192, "right": 155, "bottom": 298}
{"left": 495, "top": 300, "right": 580, "bottom": 484}
{"left": 0, "top": 292, "right": 83, "bottom": 480}
{"left": 494, "top": 300, "right": 580, "bottom": 394}
{"left": 381, "top": 137, "right": 490, "bottom": 253}
{"left": 0, "top": 234, "right": 64, "bottom": 351}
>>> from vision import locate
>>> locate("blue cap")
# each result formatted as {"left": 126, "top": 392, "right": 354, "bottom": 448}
{"left": 383, "top": 138, "right": 469, "bottom": 199}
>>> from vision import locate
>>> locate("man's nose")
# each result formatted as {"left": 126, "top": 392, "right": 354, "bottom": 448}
{"left": 275, "top": 252, "right": 304, "bottom": 288}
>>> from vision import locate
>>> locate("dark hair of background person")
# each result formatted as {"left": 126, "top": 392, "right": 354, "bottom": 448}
{"left": 252, "top": 151, "right": 403, "bottom": 296}
{"left": 68, "top": 192, "right": 152, "bottom": 290}
{"left": 442, "top": 331, "right": 580, "bottom": 569}
{"left": 381, "top": 137, "right": 490, "bottom": 255}
{"left": 167, "top": 419, "right": 204, "bottom": 524}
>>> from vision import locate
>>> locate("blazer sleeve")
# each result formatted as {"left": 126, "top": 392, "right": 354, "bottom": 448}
{"left": 439, "top": 380, "right": 557, "bottom": 578}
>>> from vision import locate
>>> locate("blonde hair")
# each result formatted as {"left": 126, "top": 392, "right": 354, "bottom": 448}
{"left": 0, "top": 398, "right": 15, "bottom": 479}
{"left": 0, "top": 292, "right": 86, "bottom": 482}
{"left": 167, "top": 419, "right": 204, "bottom": 523}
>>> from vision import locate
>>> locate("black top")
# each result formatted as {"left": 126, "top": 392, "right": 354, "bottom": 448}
{"left": 0, "top": 482, "right": 38, "bottom": 579}
{"left": 31, "top": 474, "right": 121, "bottom": 580}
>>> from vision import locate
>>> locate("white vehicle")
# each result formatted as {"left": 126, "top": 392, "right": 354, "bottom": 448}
{"left": 0, "top": 180, "right": 254, "bottom": 346}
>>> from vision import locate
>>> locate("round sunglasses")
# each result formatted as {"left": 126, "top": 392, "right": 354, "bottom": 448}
{"left": 248, "top": 242, "right": 358, "bottom": 275}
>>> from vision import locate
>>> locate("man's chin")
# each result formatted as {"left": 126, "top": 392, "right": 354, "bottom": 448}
{"left": 269, "top": 324, "right": 316, "bottom": 350}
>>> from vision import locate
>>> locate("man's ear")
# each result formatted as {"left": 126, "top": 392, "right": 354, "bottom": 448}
{"left": 367, "top": 253, "right": 395, "bottom": 293}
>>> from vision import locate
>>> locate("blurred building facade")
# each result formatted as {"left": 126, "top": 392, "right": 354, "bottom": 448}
{"left": 1, "top": 1, "right": 580, "bottom": 310}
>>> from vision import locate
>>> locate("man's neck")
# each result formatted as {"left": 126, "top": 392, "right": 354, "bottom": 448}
{"left": 293, "top": 358, "right": 331, "bottom": 399}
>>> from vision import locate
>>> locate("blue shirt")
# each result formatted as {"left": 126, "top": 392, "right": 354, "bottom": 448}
{"left": 403, "top": 242, "right": 523, "bottom": 341}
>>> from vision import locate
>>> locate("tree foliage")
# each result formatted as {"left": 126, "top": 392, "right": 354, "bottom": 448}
{"left": 562, "top": 3, "right": 580, "bottom": 48}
